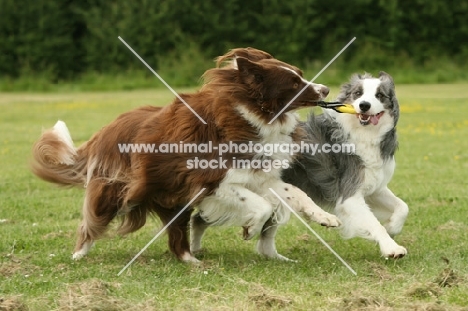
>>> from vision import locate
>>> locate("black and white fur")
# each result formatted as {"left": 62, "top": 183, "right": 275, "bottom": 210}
{"left": 283, "top": 71, "right": 408, "bottom": 258}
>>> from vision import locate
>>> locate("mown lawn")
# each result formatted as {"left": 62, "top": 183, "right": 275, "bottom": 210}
{"left": 0, "top": 84, "right": 467, "bottom": 310}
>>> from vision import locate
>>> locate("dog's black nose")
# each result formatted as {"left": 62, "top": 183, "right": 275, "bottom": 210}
{"left": 359, "top": 101, "right": 371, "bottom": 112}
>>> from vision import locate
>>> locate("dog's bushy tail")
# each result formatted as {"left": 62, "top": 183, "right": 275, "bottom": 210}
{"left": 283, "top": 112, "right": 364, "bottom": 206}
{"left": 31, "top": 121, "right": 86, "bottom": 187}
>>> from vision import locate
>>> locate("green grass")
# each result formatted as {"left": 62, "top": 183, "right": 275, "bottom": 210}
{"left": 1, "top": 85, "right": 468, "bottom": 310}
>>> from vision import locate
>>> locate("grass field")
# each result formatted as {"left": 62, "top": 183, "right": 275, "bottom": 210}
{"left": 1, "top": 84, "right": 467, "bottom": 310}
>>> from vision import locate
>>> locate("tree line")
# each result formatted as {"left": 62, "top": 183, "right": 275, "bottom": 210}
{"left": 0, "top": 0, "right": 466, "bottom": 83}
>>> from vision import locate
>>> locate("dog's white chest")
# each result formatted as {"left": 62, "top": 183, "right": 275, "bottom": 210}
{"left": 363, "top": 157, "right": 394, "bottom": 195}
{"left": 342, "top": 122, "right": 394, "bottom": 195}
{"left": 338, "top": 112, "right": 396, "bottom": 196}
{"left": 353, "top": 139, "right": 394, "bottom": 195}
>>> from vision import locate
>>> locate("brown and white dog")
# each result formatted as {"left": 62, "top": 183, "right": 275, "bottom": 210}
{"left": 31, "top": 48, "right": 340, "bottom": 262}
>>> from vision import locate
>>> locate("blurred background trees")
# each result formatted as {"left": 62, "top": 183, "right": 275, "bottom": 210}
{"left": 0, "top": 0, "right": 467, "bottom": 88}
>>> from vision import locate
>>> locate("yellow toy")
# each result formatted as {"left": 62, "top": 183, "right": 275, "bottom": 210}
{"left": 317, "top": 102, "right": 357, "bottom": 114}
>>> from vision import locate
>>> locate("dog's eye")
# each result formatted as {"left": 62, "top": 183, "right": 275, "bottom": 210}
{"left": 353, "top": 91, "right": 362, "bottom": 97}
{"left": 376, "top": 92, "right": 386, "bottom": 99}
{"left": 293, "top": 82, "right": 299, "bottom": 89}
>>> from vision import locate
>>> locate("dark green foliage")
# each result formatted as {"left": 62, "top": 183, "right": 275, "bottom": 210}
{"left": 0, "top": 0, "right": 467, "bottom": 86}
{"left": 0, "top": 0, "right": 83, "bottom": 79}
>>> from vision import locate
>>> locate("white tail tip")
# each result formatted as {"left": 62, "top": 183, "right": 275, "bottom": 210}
{"left": 53, "top": 120, "right": 74, "bottom": 149}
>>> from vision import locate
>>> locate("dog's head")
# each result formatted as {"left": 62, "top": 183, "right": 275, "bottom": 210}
{"left": 235, "top": 56, "right": 329, "bottom": 119}
{"left": 337, "top": 71, "right": 399, "bottom": 127}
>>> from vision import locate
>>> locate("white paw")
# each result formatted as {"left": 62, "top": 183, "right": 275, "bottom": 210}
{"left": 380, "top": 242, "right": 407, "bottom": 259}
{"left": 256, "top": 240, "right": 296, "bottom": 262}
{"left": 306, "top": 211, "right": 342, "bottom": 228}
{"left": 257, "top": 249, "right": 297, "bottom": 262}
{"left": 180, "top": 252, "right": 201, "bottom": 263}
{"left": 72, "top": 241, "right": 93, "bottom": 260}
{"left": 274, "top": 253, "right": 298, "bottom": 262}
{"left": 72, "top": 250, "right": 87, "bottom": 260}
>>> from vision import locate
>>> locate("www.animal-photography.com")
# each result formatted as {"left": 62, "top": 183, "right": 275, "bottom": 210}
{"left": 1, "top": 1, "right": 467, "bottom": 310}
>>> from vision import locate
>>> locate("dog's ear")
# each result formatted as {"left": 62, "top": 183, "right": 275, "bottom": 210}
{"left": 356, "top": 72, "right": 373, "bottom": 80}
{"left": 216, "top": 49, "right": 244, "bottom": 68}
{"left": 236, "top": 57, "right": 264, "bottom": 85}
{"left": 352, "top": 73, "right": 365, "bottom": 83}
{"left": 216, "top": 48, "right": 273, "bottom": 68}
{"left": 338, "top": 73, "right": 361, "bottom": 100}
{"left": 379, "top": 71, "right": 399, "bottom": 124}
{"left": 336, "top": 82, "right": 352, "bottom": 103}
{"left": 379, "top": 71, "right": 395, "bottom": 88}
{"left": 379, "top": 71, "right": 396, "bottom": 101}
{"left": 234, "top": 48, "right": 273, "bottom": 62}
{"left": 243, "top": 47, "right": 274, "bottom": 61}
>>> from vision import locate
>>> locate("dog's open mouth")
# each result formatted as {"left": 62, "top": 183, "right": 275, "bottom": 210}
{"left": 357, "top": 111, "right": 384, "bottom": 126}
{"left": 286, "top": 100, "right": 322, "bottom": 111}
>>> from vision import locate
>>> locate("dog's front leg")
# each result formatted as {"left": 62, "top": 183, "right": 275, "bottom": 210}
{"left": 335, "top": 194, "right": 407, "bottom": 258}
{"left": 366, "top": 187, "right": 409, "bottom": 237}
{"left": 267, "top": 182, "right": 341, "bottom": 228}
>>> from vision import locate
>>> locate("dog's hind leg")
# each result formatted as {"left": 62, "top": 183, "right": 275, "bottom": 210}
{"left": 366, "top": 187, "right": 409, "bottom": 237}
{"left": 335, "top": 194, "right": 407, "bottom": 259}
{"left": 154, "top": 206, "right": 198, "bottom": 263}
{"left": 73, "top": 192, "right": 96, "bottom": 260}
{"left": 72, "top": 180, "right": 120, "bottom": 260}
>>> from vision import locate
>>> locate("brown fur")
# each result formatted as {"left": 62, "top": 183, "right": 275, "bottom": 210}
{"left": 31, "top": 48, "right": 326, "bottom": 260}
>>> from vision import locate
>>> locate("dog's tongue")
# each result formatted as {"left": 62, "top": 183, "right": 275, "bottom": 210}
{"left": 370, "top": 112, "right": 384, "bottom": 125}
{"left": 370, "top": 115, "right": 380, "bottom": 125}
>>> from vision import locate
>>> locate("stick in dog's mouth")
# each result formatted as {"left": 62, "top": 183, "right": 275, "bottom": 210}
{"left": 287, "top": 101, "right": 357, "bottom": 114}
{"left": 317, "top": 101, "right": 357, "bottom": 114}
